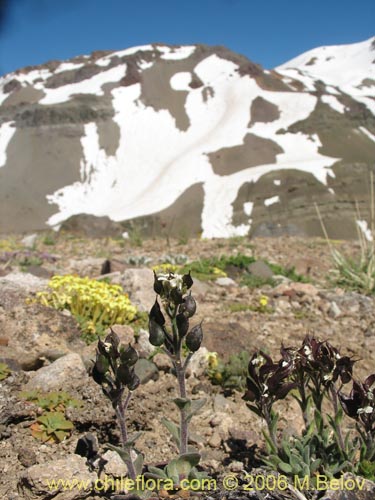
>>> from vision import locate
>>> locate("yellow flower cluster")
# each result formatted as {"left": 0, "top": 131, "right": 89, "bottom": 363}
{"left": 152, "top": 263, "right": 179, "bottom": 274}
{"left": 37, "top": 275, "right": 137, "bottom": 338}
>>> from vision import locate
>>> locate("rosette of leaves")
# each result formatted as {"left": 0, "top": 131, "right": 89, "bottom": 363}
{"left": 148, "top": 271, "right": 206, "bottom": 488}
{"left": 20, "top": 390, "right": 82, "bottom": 412}
{"left": 30, "top": 411, "right": 73, "bottom": 443}
{"left": 91, "top": 330, "right": 143, "bottom": 481}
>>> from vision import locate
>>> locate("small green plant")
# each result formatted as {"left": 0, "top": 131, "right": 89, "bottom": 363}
{"left": 179, "top": 259, "right": 227, "bottom": 281}
{"left": 147, "top": 270, "right": 207, "bottom": 488}
{"left": 243, "top": 335, "right": 375, "bottom": 486}
{"left": 42, "top": 233, "right": 56, "bottom": 246}
{"left": 91, "top": 330, "right": 143, "bottom": 485}
{"left": 0, "top": 362, "right": 11, "bottom": 381}
{"left": 20, "top": 390, "right": 82, "bottom": 412}
{"left": 316, "top": 173, "right": 375, "bottom": 294}
{"left": 19, "top": 254, "right": 43, "bottom": 270}
{"left": 30, "top": 411, "right": 74, "bottom": 443}
{"left": 36, "top": 275, "right": 138, "bottom": 343}
{"left": 207, "top": 351, "right": 250, "bottom": 391}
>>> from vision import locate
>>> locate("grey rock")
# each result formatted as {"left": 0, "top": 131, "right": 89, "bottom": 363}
{"left": 17, "top": 449, "right": 37, "bottom": 468}
{"left": 18, "top": 454, "right": 97, "bottom": 500}
{"left": 320, "top": 473, "right": 375, "bottom": 500}
{"left": 0, "top": 272, "right": 47, "bottom": 308}
{"left": 0, "top": 274, "right": 85, "bottom": 370}
{"left": 134, "top": 358, "right": 159, "bottom": 384}
{"left": 68, "top": 257, "right": 108, "bottom": 277}
{"left": 121, "top": 268, "right": 155, "bottom": 312}
{"left": 24, "top": 353, "right": 88, "bottom": 391}
{"left": 328, "top": 301, "right": 341, "bottom": 318}
{"left": 21, "top": 234, "right": 37, "bottom": 248}
{"left": 186, "top": 347, "right": 209, "bottom": 379}
{"left": 208, "top": 431, "right": 222, "bottom": 448}
{"left": 248, "top": 260, "right": 274, "bottom": 279}
{"left": 102, "top": 450, "right": 128, "bottom": 477}
{"left": 109, "top": 324, "right": 135, "bottom": 346}
{"left": 215, "top": 277, "right": 237, "bottom": 287}
{"left": 228, "top": 460, "right": 244, "bottom": 472}
{"left": 152, "top": 352, "right": 171, "bottom": 372}
{"left": 136, "top": 328, "right": 155, "bottom": 357}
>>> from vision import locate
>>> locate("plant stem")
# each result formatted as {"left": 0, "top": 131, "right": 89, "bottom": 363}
{"left": 176, "top": 359, "right": 188, "bottom": 455}
{"left": 264, "top": 405, "right": 278, "bottom": 451}
{"left": 116, "top": 391, "right": 137, "bottom": 480}
{"left": 329, "top": 385, "right": 346, "bottom": 456}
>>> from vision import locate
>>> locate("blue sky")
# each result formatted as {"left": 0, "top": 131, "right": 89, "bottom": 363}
{"left": 0, "top": 0, "right": 374, "bottom": 76}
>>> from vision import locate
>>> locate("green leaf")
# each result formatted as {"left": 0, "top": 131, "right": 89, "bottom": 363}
{"left": 147, "top": 466, "right": 168, "bottom": 479}
{"left": 278, "top": 461, "right": 293, "bottom": 474}
{"left": 166, "top": 453, "right": 201, "bottom": 484}
{"left": 187, "top": 398, "right": 206, "bottom": 421}
{"left": 126, "top": 431, "right": 142, "bottom": 448}
{"left": 106, "top": 443, "right": 131, "bottom": 463}
{"left": 261, "top": 429, "right": 277, "bottom": 454}
{"left": 173, "top": 397, "right": 191, "bottom": 411}
{"left": 134, "top": 452, "right": 144, "bottom": 476}
{"left": 161, "top": 417, "right": 180, "bottom": 448}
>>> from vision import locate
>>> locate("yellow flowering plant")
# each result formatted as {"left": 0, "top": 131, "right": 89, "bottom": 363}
{"left": 36, "top": 275, "right": 137, "bottom": 342}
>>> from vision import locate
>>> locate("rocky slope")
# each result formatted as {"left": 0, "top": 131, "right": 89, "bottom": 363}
{"left": 0, "top": 234, "right": 375, "bottom": 500}
{"left": 0, "top": 39, "right": 374, "bottom": 237}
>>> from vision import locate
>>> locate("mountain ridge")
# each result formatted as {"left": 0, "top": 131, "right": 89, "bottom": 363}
{"left": 0, "top": 38, "right": 374, "bottom": 238}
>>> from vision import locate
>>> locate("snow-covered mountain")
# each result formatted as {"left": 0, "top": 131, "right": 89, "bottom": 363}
{"left": 0, "top": 38, "right": 374, "bottom": 238}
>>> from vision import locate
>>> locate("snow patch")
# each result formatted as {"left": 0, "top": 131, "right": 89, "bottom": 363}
{"left": 321, "top": 95, "right": 346, "bottom": 114}
{"left": 357, "top": 220, "right": 373, "bottom": 242}
{"left": 55, "top": 62, "right": 84, "bottom": 74}
{"left": 0, "top": 121, "right": 16, "bottom": 168}
{"left": 243, "top": 202, "right": 254, "bottom": 216}
{"left": 170, "top": 72, "right": 192, "bottom": 91}
{"left": 273, "top": 179, "right": 281, "bottom": 186}
{"left": 359, "top": 127, "right": 375, "bottom": 143}
{"left": 158, "top": 46, "right": 196, "bottom": 60}
{"left": 39, "top": 64, "right": 127, "bottom": 105}
{"left": 264, "top": 196, "right": 280, "bottom": 206}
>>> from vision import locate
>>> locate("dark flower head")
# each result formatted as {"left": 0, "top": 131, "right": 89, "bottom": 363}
{"left": 339, "top": 374, "right": 375, "bottom": 433}
{"left": 243, "top": 351, "right": 296, "bottom": 408}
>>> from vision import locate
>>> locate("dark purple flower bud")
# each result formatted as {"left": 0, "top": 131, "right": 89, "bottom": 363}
{"left": 185, "top": 323, "right": 203, "bottom": 352}
{"left": 153, "top": 271, "right": 163, "bottom": 295}
{"left": 105, "top": 329, "right": 120, "bottom": 353}
{"left": 149, "top": 299, "right": 165, "bottom": 326}
{"left": 176, "top": 313, "right": 189, "bottom": 338}
{"left": 148, "top": 318, "right": 165, "bottom": 346}
{"left": 333, "top": 355, "right": 354, "bottom": 384}
{"left": 97, "top": 339, "right": 108, "bottom": 356}
{"left": 182, "top": 271, "right": 193, "bottom": 290}
{"left": 120, "top": 344, "right": 139, "bottom": 366}
{"left": 117, "top": 364, "right": 133, "bottom": 386}
{"left": 127, "top": 372, "right": 140, "bottom": 391}
{"left": 95, "top": 354, "right": 109, "bottom": 374}
{"left": 170, "top": 287, "right": 183, "bottom": 305}
{"left": 179, "top": 294, "right": 196, "bottom": 318}
{"left": 92, "top": 364, "right": 106, "bottom": 385}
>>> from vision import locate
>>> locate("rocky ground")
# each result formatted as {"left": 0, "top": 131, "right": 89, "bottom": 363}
{"left": 0, "top": 233, "right": 374, "bottom": 500}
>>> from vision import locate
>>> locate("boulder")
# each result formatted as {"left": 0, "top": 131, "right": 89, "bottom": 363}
{"left": 18, "top": 454, "right": 97, "bottom": 500}
{"left": 24, "top": 353, "right": 88, "bottom": 391}
{"left": 121, "top": 268, "right": 155, "bottom": 312}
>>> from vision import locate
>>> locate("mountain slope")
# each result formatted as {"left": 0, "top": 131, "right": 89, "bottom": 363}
{"left": 0, "top": 39, "right": 374, "bottom": 238}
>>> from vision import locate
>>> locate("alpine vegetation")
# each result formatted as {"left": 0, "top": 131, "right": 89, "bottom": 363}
{"left": 244, "top": 335, "right": 375, "bottom": 484}
{"left": 147, "top": 270, "right": 207, "bottom": 488}
{"left": 91, "top": 330, "right": 142, "bottom": 482}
